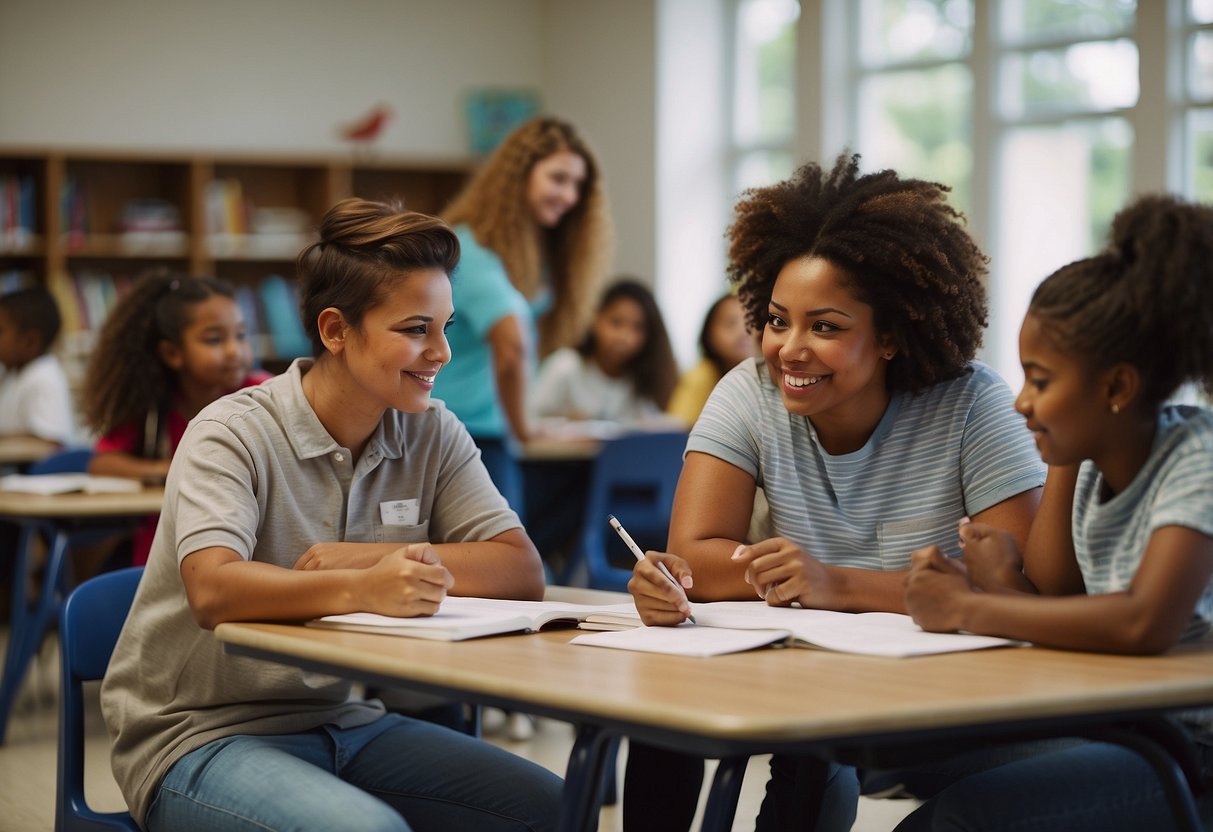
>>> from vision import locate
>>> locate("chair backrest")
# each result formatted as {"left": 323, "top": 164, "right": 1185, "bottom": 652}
{"left": 30, "top": 448, "right": 93, "bottom": 476}
{"left": 56, "top": 567, "right": 143, "bottom": 832}
{"left": 571, "top": 431, "right": 688, "bottom": 591}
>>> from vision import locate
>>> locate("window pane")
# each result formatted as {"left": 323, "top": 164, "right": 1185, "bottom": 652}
{"left": 858, "top": 64, "right": 973, "bottom": 215}
{"left": 734, "top": 149, "right": 797, "bottom": 193}
{"left": 1190, "top": 31, "right": 1213, "bottom": 99}
{"left": 859, "top": 0, "right": 972, "bottom": 65}
{"left": 990, "top": 117, "right": 1132, "bottom": 386}
{"left": 1187, "top": 109, "right": 1213, "bottom": 200}
{"left": 1193, "top": 0, "right": 1213, "bottom": 24}
{"left": 734, "top": 0, "right": 799, "bottom": 145}
{"left": 1000, "top": 39, "right": 1138, "bottom": 118}
{"left": 1000, "top": 0, "right": 1134, "bottom": 43}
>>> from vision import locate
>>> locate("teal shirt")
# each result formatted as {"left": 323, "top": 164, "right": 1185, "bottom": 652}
{"left": 433, "top": 225, "right": 533, "bottom": 438}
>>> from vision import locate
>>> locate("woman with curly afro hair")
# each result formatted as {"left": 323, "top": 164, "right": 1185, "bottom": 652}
{"left": 622, "top": 154, "right": 1046, "bottom": 832}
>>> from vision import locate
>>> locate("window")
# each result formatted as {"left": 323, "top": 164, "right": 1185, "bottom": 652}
{"left": 731, "top": 0, "right": 801, "bottom": 192}
{"left": 820, "top": 1, "right": 1157, "bottom": 387}
{"left": 1184, "top": 0, "right": 1213, "bottom": 200}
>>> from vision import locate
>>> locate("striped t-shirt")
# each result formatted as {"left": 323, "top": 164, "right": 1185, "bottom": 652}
{"left": 687, "top": 358, "right": 1045, "bottom": 571}
{"left": 1073, "top": 405, "right": 1213, "bottom": 641}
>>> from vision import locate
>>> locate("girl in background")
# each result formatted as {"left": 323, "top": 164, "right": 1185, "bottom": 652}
{"left": 900, "top": 194, "right": 1213, "bottom": 831}
{"left": 101, "top": 199, "right": 562, "bottom": 832}
{"left": 83, "top": 272, "right": 269, "bottom": 566}
{"left": 531, "top": 278, "right": 678, "bottom": 424}
{"left": 667, "top": 292, "right": 756, "bottom": 427}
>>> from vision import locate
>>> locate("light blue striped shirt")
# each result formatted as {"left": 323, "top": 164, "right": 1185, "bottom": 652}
{"left": 687, "top": 359, "right": 1045, "bottom": 571}
{"left": 1074, "top": 405, "right": 1213, "bottom": 641}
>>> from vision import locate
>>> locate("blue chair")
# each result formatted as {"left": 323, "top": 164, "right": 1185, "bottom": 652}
{"left": 0, "top": 447, "right": 100, "bottom": 745}
{"left": 56, "top": 566, "right": 142, "bottom": 831}
{"left": 561, "top": 431, "right": 688, "bottom": 591}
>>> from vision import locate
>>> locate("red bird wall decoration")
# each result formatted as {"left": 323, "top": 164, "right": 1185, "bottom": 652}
{"left": 338, "top": 104, "right": 394, "bottom": 149}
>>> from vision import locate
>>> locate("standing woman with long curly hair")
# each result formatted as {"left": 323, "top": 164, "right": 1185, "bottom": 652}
{"left": 431, "top": 117, "right": 613, "bottom": 507}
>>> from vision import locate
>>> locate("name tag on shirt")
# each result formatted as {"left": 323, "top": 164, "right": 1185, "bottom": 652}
{"left": 380, "top": 499, "right": 420, "bottom": 526}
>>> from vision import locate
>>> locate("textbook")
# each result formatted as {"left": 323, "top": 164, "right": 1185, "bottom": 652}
{"left": 569, "top": 601, "right": 1020, "bottom": 658}
{"left": 0, "top": 473, "right": 142, "bottom": 495}
{"left": 308, "top": 596, "right": 640, "bottom": 642}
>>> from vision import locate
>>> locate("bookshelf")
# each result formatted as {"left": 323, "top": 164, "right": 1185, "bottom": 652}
{"left": 0, "top": 147, "right": 472, "bottom": 382}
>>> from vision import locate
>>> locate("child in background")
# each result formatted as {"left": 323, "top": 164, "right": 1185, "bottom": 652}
{"left": 625, "top": 154, "right": 1045, "bottom": 832}
{"left": 82, "top": 272, "right": 269, "bottom": 566}
{"left": 0, "top": 285, "right": 75, "bottom": 446}
{"left": 531, "top": 278, "right": 678, "bottom": 424}
{"left": 101, "top": 198, "right": 562, "bottom": 832}
{"left": 667, "top": 293, "right": 756, "bottom": 427}
{"left": 899, "top": 194, "right": 1213, "bottom": 831}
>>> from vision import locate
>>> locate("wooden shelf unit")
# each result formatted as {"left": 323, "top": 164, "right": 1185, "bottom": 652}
{"left": 0, "top": 146, "right": 472, "bottom": 384}
{"left": 0, "top": 147, "right": 471, "bottom": 281}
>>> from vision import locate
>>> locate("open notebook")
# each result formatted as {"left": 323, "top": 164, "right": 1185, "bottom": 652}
{"left": 308, "top": 597, "right": 639, "bottom": 642}
{"left": 0, "top": 473, "right": 142, "bottom": 495}
{"left": 570, "top": 601, "right": 1020, "bottom": 658}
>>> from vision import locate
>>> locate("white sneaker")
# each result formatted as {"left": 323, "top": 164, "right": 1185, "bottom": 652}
{"left": 480, "top": 707, "right": 508, "bottom": 735}
{"left": 506, "top": 711, "right": 536, "bottom": 741}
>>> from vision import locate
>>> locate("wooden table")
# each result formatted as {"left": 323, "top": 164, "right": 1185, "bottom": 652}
{"left": 0, "top": 436, "right": 59, "bottom": 468}
{"left": 216, "top": 620, "right": 1213, "bottom": 831}
{"left": 0, "top": 486, "right": 164, "bottom": 743}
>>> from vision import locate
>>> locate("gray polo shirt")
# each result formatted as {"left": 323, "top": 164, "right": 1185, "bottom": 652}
{"left": 101, "top": 359, "right": 521, "bottom": 825}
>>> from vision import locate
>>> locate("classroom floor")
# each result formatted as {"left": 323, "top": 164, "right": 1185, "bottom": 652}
{"left": 0, "top": 627, "right": 918, "bottom": 831}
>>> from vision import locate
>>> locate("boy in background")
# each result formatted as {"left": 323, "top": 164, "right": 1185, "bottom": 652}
{"left": 0, "top": 285, "right": 75, "bottom": 446}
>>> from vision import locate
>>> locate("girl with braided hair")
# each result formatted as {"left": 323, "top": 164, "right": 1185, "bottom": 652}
{"left": 623, "top": 154, "right": 1045, "bottom": 831}
{"left": 84, "top": 271, "right": 269, "bottom": 565}
{"left": 900, "top": 194, "right": 1213, "bottom": 831}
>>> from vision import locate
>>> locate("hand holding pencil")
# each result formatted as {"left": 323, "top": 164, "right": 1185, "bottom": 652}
{"left": 612, "top": 515, "right": 697, "bottom": 626}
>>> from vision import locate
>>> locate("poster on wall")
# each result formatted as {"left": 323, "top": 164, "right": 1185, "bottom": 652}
{"left": 465, "top": 89, "right": 541, "bottom": 155}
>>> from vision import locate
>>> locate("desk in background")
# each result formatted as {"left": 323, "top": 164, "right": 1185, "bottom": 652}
{"left": 0, "top": 486, "right": 164, "bottom": 744}
{"left": 216, "top": 618, "right": 1213, "bottom": 832}
{"left": 0, "top": 436, "right": 58, "bottom": 469}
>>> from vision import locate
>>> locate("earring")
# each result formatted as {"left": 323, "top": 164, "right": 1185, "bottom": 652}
{"left": 1111, "top": 403, "right": 1120, "bottom": 415}
{"left": 883, "top": 352, "right": 894, "bottom": 360}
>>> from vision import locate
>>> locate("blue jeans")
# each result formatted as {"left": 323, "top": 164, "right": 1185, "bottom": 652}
{"left": 145, "top": 714, "right": 563, "bottom": 832}
{"left": 893, "top": 740, "right": 1198, "bottom": 832}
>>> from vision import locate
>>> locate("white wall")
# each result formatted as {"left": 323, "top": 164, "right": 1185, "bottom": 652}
{"left": 0, "top": 0, "right": 546, "bottom": 155}
{"left": 539, "top": 0, "right": 658, "bottom": 283}
{"left": 0, "top": 0, "right": 662, "bottom": 318}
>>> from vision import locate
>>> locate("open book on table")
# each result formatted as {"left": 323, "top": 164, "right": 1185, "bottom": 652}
{"left": 308, "top": 596, "right": 640, "bottom": 642}
{"left": 0, "top": 473, "right": 143, "bottom": 495}
{"left": 570, "top": 601, "right": 1020, "bottom": 658}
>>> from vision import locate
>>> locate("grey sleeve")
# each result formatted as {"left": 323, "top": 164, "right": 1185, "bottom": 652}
{"left": 429, "top": 408, "right": 523, "bottom": 543}
{"left": 684, "top": 363, "right": 764, "bottom": 479}
{"left": 170, "top": 418, "right": 261, "bottom": 562}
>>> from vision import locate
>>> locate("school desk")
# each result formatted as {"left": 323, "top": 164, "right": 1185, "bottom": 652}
{"left": 0, "top": 486, "right": 164, "bottom": 744}
{"left": 215, "top": 616, "right": 1213, "bottom": 832}
{"left": 0, "top": 436, "right": 58, "bottom": 468}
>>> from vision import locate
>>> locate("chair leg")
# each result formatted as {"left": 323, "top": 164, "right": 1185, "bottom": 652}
{"left": 0, "top": 526, "right": 67, "bottom": 744}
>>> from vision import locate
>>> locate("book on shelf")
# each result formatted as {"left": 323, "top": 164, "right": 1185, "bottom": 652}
{"left": 569, "top": 601, "right": 1020, "bottom": 658}
{"left": 0, "top": 473, "right": 143, "bottom": 496}
{"left": 308, "top": 596, "right": 639, "bottom": 642}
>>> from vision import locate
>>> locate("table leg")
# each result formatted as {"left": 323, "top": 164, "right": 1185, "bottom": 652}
{"left": 558, "top": 723, "right": 616, "bottom": 832}
{"left": 0, "top": 524, "right": 67, "bottom": 744}
{"left": 1083, "top": 722, "right": 1204, "bottom": 832}
{"left": 700, "top": 755, "right": 749, "bottom": 832}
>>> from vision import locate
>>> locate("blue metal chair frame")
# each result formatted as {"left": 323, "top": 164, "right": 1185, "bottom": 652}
{"left": 561, "top": 431, "right": 687, "bottom": 591}
{"left": 0, "top": 448, "right": 121, "bottom": 744}
{"left": 56, "top": 566, "right": 142, "bottom": 831}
